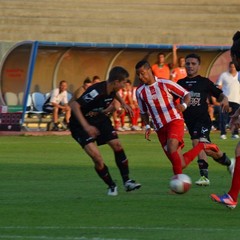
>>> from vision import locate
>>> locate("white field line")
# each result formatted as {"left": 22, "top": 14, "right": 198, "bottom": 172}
{"left": 0, "top": 236, "right": 133, "bottom": 240}
{"left": 0, "top": 226, "right": 240, "bottom": 232}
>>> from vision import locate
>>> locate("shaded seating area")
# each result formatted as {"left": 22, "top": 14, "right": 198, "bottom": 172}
{"left": 23, "top": 92, "right": 72, "bottom": 131}
{"left": 2, "top": 91, "right": 71, "bottom": 131}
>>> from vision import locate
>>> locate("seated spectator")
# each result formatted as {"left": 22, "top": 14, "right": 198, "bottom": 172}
{"left": 114, "top": 80, "right": 141, "bottom": 131}
{"left": 43, "top": 80, "right": 71, "bottom": 131}
{"left": 131, "top": 84, "right": 142, "bottom": 130}
{"left": 92, "top": 75, "right": 101, "bottom": 84}
{"left": 112, "top": 99, "right": 125, "bottom": 131}
{"left": 69, "top": 77, "right": 92, "bottom": 103}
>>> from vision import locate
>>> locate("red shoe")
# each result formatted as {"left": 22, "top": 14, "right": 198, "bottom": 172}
{"left": 210, "top": 193, "right": 237, "bottom": 209}
{"left": 204, "top": 143, "right": 220, "bottom": 152}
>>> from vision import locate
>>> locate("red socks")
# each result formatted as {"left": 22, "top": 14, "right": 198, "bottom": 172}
{"left": 168, "top": 151, "right": 182, "bottom": 174}
{"left": 228, "top": 156, "right": 240, "bottom": 202}
{"left": 183, "top": 143, "right": 205, "bottom": 167}
{"left": 168, "top": 143, "right": 205, "bottom": 175}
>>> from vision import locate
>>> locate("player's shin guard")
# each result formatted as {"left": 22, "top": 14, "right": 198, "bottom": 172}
{"left": 114, "top": 149, "right": 129, "bottom": 183}
{"left": 168, "top": 151, "right": 182, "bottom": 175}
{"left": 197, "top": 159, "right": 209, "bottom": 178}
{"left": 95, "top": 164, "right": 116, "bottom": 187}
{"left": 213, "top": 152, "right": 231, "bottom": 166}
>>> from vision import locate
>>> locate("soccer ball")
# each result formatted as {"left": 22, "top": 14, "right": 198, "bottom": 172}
{"left": 170, "top": 174, "right": 192, "bottom": 194}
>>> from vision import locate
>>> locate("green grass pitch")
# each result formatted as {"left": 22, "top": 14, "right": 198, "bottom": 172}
{"left": 0, "top": 131, "right": 239, "bottom": 240}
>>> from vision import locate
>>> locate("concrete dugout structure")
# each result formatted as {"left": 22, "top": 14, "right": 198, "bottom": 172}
{"left": 0, "top": 40, "right": 231, "bottom": 129}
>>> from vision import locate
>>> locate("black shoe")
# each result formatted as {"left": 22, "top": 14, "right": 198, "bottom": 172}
{"left": 51, "top": 126, "right": 59, "bottom": 131}
{"left": 124, "top": 180, "right": 141, "bottom": 192}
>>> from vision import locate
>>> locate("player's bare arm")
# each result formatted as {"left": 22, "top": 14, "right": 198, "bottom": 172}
{"left": 141, "top": 113, "right": 151, "bottom": 141}
{"left": 176, "top": 92, "right": 191, "bottom": 112}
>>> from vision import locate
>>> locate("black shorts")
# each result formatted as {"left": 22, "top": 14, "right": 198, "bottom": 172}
{"left": 186, "top": 116, "right": 212, "bottom": 141}
{"left": 70, "top": 117, "right": 118, "bottom": 148}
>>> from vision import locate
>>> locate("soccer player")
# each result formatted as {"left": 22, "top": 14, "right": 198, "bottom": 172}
{"left": 178, "top": 53, "right": 231, "bottom": 186}
{"left": 135, "top": 60, "right": 219, "bottom": 176}
{"left": 69, "top": 66, "right": 141, "bottom": 196}
{"left": 210, "top": 31, "right": 240, "bottom": 209}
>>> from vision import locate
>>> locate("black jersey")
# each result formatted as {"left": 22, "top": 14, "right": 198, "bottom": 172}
{"left": 70, "top": 81, "right": 116, "bottom": 126}
{"left": 178, "top": 75, "right": 222, "bottom": 122}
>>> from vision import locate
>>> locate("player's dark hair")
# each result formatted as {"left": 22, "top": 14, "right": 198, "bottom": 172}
{"left": 185, "top": 53, "right": 201, "bottom": 64}
{"left": 135, "top": 60, "right": 151, "bottom": 70}
{"left": 231, "top": 31, "right": 240, "bottom": 58}
{"left": 108, "top": 66, "right": 129, "bottom": 83}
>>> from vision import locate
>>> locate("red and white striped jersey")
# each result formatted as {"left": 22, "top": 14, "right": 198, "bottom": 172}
{"left": 136, "top": 77, "right": 189, "bottom": 130}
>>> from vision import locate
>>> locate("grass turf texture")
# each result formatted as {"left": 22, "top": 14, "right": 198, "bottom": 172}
{"left": 0, "top": 132, "right": 239, "bottom": 240}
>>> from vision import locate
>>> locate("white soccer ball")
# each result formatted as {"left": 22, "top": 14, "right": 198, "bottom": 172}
{"left": 170, "top": 174, "right": 192, "bottom": 194}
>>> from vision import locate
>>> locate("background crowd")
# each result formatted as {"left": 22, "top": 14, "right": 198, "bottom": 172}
{"left": 47, "top": 47, "right": 240, "bottom": 139}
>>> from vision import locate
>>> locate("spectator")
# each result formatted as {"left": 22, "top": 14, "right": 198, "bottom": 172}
{"left": 170, "top": 45, "right": 187, "bottom": 82}
{"left": 43, "top": 80, "right": 71, "bottom": 131}
{"left": 69, "top": 77, "right": 92, "bottom": 104}
{"left": 151, "top": 52, "right": 170, "bottom": 79}
{"left": 216, "top": 61, "right": 240, "bottom": 140}
{"left": 92, "top": 75, "right": 101, "bottom": 84}
{"left": 131, "top": 84, "right": 142, "bottom": 130}
{"left": 118, "top": 80, "right": 141, "bottom": 131}
{"left": 112, "top": 99, "right": 125, "bottom": 132}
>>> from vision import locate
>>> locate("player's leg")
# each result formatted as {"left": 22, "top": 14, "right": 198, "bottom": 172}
{"left": 108, "top": 138, "right": 141, "bottom": 192}
{"left": 228, "top": 142, "right": 240, "bottom": 202}
{"left": 158, "top": 119, "right": 192, "bottom": 174}
{"left": 186, "top": 120, "right": 211, "bottom": 186}
{"left": 163, "top": 136, "right": 207, "bottom": 174}
{"left": 99, "top": 118, "right": 141, "bottom": 192}
{"left": 210, "top": 142, "right": 240, "bottom": 209}
{"left": 84, "top": 142, "right": 118, "bottom": 196}
{"left": 192, "top": 138, "right": 210, "bottom": 186}
{"left": 205, "top": 149, "right": 233, "bottom": 175}
{"left": 157, "top": 120, "right": 213, "bottom": 176}
{"left": 70, "top": 123, "right": 117, "bottom": 196}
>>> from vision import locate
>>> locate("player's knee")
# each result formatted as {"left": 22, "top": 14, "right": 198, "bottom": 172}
{"left": 111, "top": 142, "right": 123, "bottom": 152}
